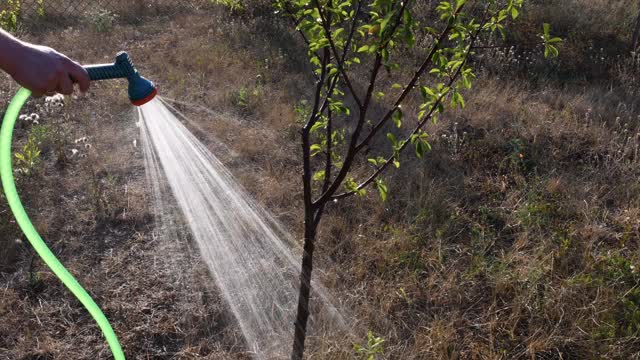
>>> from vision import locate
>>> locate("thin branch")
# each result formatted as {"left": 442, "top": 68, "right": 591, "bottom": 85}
{"left": 316, "top": 0, "right": 364, "bottom": 109}
{"left": 283, "top": 3, "right": 322, "bottom": 80}
{"left": 304, "top": 1, "right": 362, "bottom": 213}
{"left": 322, "top": 101, "right": 333, "bottom": 193}
{"left": 312, "top": 198, "right": 326, "bottom": 228}
{"left": 355, "top": 3, "right": 465, "bottom": 152}
{"left": 333, "top": 9, "right": 487, "bottom": 200}
{"left": 315, "top": 0, "right": 400, "bottom": 140}
{"left": 316, "top": 1, "right": 363, "bottom": 118}
{"left": 362, "top": 55, "right": 384, "bottom": 112}
{"left": 310, "top": 2, "right": 363, "bottom": 231}
{"left": 340, "top": 0, "right": 364, "bottom": 63}
{"left": 302, "top": 47, "right": 331, "bottom": 211}
{"left": 314, "top": 101, "right": 332, "bottom": 228}
{"left": 312, "top": 54, "right": 381, "bottom": 206}
{"left": 304, "top": 51, "right": 331, "bottom": 132}
{"left": 313, "top": 0, "right": 413, "bottom": 206}
{"left": 380, "top": 0, "right": 411, "bottom": 51}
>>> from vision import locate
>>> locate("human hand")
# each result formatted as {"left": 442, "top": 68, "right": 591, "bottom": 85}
{"left": 7, "top": 42, "right": 90, "bottom": 97}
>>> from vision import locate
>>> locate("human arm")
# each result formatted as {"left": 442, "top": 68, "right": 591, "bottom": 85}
{"left": 0, "top": 29, "right": 90, "bottom": 96}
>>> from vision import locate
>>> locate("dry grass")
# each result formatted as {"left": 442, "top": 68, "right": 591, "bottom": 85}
{"left": 2, "top": 1, "right": 640, "bottom": 359}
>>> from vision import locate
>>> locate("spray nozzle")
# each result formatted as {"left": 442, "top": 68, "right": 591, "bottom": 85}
{"left": 84, "top": 51, "right": 157, "bottom": 106}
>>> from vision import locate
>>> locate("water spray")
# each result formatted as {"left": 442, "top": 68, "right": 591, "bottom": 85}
{"left": 0, "top": 51, "right": 156, "bottom": 360}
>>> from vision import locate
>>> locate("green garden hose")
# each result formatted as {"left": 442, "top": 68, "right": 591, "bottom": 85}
{"left": 0, "top": 87, "right": 126, "bottom": 360}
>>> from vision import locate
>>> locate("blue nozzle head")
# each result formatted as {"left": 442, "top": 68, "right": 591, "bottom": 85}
{"left": 128, "top": 75, "right": 157, "bottom": 106}
{"left": 114, "top": 52, "right": 157, "bottom": 106}
{"left": 85, "top": 51, "right": 157, "bottom": 106}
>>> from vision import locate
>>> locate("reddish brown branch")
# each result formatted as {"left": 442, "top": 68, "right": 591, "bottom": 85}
{"left": 355, "top": 4, "right": 465, "bottom": 152}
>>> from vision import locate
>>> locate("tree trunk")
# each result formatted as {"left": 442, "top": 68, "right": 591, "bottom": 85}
{"left": 291, "top": 213, "right": 317, "bottom": 360}
{"left": 632, "top": 1, "right": 640, "bottom": 51}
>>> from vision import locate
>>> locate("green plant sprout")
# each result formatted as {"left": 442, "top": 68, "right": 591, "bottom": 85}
{"left": 353, "top": 330, "right": 385, "bottom": 360}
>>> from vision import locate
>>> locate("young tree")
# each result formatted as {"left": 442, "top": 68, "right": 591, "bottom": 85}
{"left": 275, "top": 1, "right": 558, "bottom": 358}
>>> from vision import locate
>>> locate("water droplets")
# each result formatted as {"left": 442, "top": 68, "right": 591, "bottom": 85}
{"left": 138, "top": 100, "right": 349, "bottom": 358}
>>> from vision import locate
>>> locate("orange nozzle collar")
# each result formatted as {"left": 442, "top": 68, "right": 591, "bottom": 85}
{"left": 131, "top": 88, "right": 157, "bottom": 106}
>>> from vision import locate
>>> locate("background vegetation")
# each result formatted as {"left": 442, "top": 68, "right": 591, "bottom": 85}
{"left": 1, "top": 0, "right": 640, "bottom": 358}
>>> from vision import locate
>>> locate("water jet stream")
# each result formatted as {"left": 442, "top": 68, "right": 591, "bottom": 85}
{"left": 138, "top": 98, "right": 348, "bottom": 358}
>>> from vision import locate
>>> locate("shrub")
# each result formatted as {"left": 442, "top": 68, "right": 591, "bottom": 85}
{"left": 0, "top": 0, "right": 21, "bottom": 31}
{"left": 86, "top": 8, "right": 117, "bottom": 33}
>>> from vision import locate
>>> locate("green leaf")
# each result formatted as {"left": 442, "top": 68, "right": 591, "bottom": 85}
{"left": 310, "top": 143, "right": 322, "bottom": 156}
{"left": 375, "top": 178, "right": 388, "bottom": 202}
{"left": 425, "top": 26, "right": 439, "bottom": 35}
{"left": 415, "top": 140, "right": 424, "bottom": 159}
{"left": 313, "top": 170, "right": 326, "bottom": 181}
{"left": 346, "top": 176, "right": 366, "bottom": 196}
{"left": 387, "top": 132, "right": 397, "bottom": 146}
{"left": 462, "top": 73, "right": 472, "bottom": 89}
{"left": 545, "top": 44, "right": 559, "bottom": 58}
{"left": 511, "top": 6, "right": 519, "bottom": 19}
{"left": 392, "top": 108, "right": 402, "bottom": 128}
{"left": 420, "top": 86, "right": 435, "bottom": 99}
{"left": 357, "top": 45, "right": 370, "bottom": 53}
{"left": 403, "top": 8, "right": 412, "bottom": 27}
{"left": 452, "top": 91, "right": 465, "bottom": 108}
{"left": 345, "top": 177, "right": 358, "bottom": 192}
{"left": 310, "top": 120, "right": 326, "bottom": 133}
{"left": 391, "top": 83, "right": 403, "bottom": 89}
{"left": 381, "top": 48, "right": 390, "bottom": 62}
{"left": 380, "top": 10, "right": 395, "bottom": 36}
